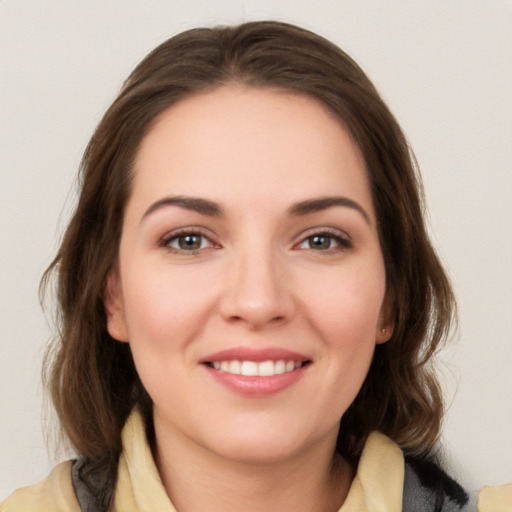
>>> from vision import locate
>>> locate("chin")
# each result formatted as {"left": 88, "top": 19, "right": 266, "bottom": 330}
{"left": 212, "top": 437, "right": 304, "bottom": 465}
{"left": 203, "top": 420, "right": 337, "bottom": 466}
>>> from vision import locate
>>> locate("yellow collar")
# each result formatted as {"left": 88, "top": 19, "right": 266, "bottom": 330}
{"left": 113, "top": 409, "right": 404, "bottom": 512}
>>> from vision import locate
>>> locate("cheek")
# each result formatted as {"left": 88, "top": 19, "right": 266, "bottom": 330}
{"left": 119, "top": 264, "right": 220, "bottom": 405}
{"left": 297, "top": 263, "right": 386, "bottom": 399}
{"left": 300, "top": 264, "right": 386, "bottom": 341}
{"left": 120, "top": 263, "right": 218, "bottom": 352}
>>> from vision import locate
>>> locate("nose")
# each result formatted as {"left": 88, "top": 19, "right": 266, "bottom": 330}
{"left": 219, "top": 248, "right": 295, "bottom": 330}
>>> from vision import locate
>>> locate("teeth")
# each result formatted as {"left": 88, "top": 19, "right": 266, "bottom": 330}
{"left": 274, "top": 360, "right": 286, "bottom": 374}
{"left": 241, "top": 361, "right": 258, "bottom": 376}
{"left": 258, "top": 360, "right": 274, "bottom": 377}
{"left": 210, "top": 359, "right": 304, "bottom": 377}
{"left": 228, "top": 360, "right": 241, "bottom": 374}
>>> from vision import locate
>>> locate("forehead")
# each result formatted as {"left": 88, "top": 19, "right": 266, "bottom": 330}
{"left": 130, "top": 85, "right": 374, "bottom": 218}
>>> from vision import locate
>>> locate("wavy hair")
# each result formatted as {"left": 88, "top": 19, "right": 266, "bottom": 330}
{"left": 42, "top": 20, "right": 455, "bottom": 509}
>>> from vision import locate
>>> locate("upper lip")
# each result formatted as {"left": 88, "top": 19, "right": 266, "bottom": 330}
{"left": 199, "top": 346, "right": 311, "bottom": 363}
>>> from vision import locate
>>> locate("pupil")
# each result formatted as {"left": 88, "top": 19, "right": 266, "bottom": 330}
{"left": 310, "top": 235, "right": 330, "bottom": 249}
{"left": 179, "top": 235, "right": 201, "bottom": 250}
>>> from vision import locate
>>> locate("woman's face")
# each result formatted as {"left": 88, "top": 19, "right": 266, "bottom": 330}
{"left": 106, "top": 86, "right": 392, "bottom": 464}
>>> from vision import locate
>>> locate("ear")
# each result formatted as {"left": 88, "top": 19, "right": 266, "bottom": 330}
{"left": 376, "top": 324, "right": 393, "bottom": 344}
{"left": 376, "top": 289, "right": 395, "bottom": 345}
{"left": 104, "top": 268, "right": 129, "bottom": 342}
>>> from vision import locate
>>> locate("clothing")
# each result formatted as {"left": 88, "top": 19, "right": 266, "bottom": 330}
{"left": 1, "top": 409, "right": 485, "bottom": 511}
{"left": 478, "top": 484, "right": 512, "bottom": 511}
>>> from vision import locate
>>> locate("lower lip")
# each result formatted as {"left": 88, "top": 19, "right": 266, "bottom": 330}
{"left": 203, "top": 364, "right": 310, "bottom": 397}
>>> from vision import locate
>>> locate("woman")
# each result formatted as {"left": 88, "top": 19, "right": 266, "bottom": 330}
{"left": 2, "top": 21, "right": 475, "bottom": 511}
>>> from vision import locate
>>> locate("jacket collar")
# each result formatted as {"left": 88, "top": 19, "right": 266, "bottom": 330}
{"left": 113, "top": 409, "right": 404, "bottom": 512}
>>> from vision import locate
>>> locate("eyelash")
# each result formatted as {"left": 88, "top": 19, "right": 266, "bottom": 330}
{"left": 159, "top": 228, "right": 352, "bottom": 255}
{"left": 160, "top": 228, "right": 217, "bottom": 254}
{"left": 294, "top": 229, "right": 352, "bottom": 253}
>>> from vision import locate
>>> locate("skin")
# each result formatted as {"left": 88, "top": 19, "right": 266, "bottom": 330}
{"left": 106, "top": 86, "right": 393, "bottom": 512}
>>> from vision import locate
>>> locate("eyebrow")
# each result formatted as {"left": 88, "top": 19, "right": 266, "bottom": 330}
{"left": 142, "top": 196, "right": 224, "bottom": 221}
{"left": 141, "top": 194, "right": 371, "bottom": 226}
{"left": 287, "top": 196, "right": 372, "bottom": 225}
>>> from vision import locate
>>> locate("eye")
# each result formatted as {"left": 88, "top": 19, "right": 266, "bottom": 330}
{"left": 161, "top": 230, "right": 216, "bottom": 253}
{"left": 296, "top": 231, "right": 352, "bottom": 252}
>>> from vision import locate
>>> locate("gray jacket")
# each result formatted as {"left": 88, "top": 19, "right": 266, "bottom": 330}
{"left": 72, "top": 456, "right": 472, "bottom": 512}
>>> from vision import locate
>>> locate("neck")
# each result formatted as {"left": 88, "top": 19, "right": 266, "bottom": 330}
{"left": 154, "top": 420, "right": 353, "bottom": 512}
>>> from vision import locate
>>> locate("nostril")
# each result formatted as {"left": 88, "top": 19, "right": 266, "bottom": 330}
{"left": 219, "top": 283, "right": 295, "bottom": 327}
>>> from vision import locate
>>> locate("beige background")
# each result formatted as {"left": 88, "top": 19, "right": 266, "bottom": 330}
{"left": 1, "top": 0, "right": 511, "bottom": 503}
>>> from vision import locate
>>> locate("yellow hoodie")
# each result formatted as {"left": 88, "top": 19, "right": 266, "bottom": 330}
{"left": 1, "top": 409, "right": 507, "bottom": 511}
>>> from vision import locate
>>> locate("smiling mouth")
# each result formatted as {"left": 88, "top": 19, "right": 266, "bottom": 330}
{"left": 204, "top": 360, "right": 311, "bottom": 377}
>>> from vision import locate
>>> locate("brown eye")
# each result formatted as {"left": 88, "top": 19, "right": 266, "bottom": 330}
{"left": 307, "top": 235, "right": 334, "bottom": 250}
{"left": 296, "top": 231, "right": 352, "bottom": 252}
{"left": 177, "top": 234, "right": 203, "bottom": 250}
{"left": 164, "top": 232, "right": 211, "bottom": 252}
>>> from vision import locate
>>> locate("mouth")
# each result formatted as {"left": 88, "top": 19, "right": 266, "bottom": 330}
{"left": 204, "top": 359, "right": 310, "bottom": 377}
{"left": 200, "top": 347, "right": 312, "bottom": 396}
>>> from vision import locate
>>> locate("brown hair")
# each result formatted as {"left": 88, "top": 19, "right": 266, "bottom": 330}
{"left": 42, "top": 20, "right": 455, "bottom": 507}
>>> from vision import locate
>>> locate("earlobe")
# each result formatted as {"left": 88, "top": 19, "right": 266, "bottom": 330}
{"left": 376, "top": 290, "right": 395, "bottom": 344}
{"left": 376, "top": 324, "right": 393, "bottom": 344}
{"left": 104, "top": 269, "right": 129, "bottom": 342}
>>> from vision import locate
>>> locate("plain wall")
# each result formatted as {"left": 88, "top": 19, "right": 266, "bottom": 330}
{"left": 1, "top": 0, "right": 511, "bottom": 502}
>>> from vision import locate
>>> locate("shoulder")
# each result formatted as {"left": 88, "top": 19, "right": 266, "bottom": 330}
{"left": 403, "top": 455, "right": 471, "bottom": 512}
{"left": 478, "top": 483, "right": 512, "bottom": 511}
{"left": 1, "top": 461, "right": 80, "bottom": 512}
